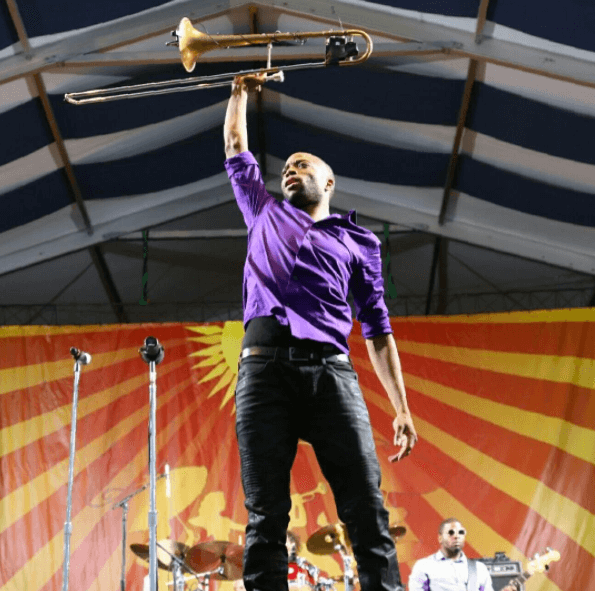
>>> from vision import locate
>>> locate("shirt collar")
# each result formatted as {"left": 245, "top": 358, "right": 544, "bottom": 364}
{"left": 436, "top": 550, "right": 466, "bottom": 563}
{"left": 282, "top": 200, "right": 358, "bottom": 227}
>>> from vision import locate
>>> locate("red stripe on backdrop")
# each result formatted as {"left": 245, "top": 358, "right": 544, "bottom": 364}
{"left": 0, "top": 342, "right": 195, "bottom": 496}
{"left": 17, "top": 369, "right": 224, "bottom": 591}
{"left": 0, "top": 329, "right": 137, "bottom": 370}
{"left": 0, "top": 336, "right": 192, "bottom": 427}
{"left": 358, "top": 349, "right": 595, "bottom": 590}
{"left": 390, "top": 319, "right": 595, "bottom": 358}
{"left": 37, "top": 472, "right": 145, "bottom": 591}
{"left": 2, "top": 417, "right": 150, "bottom": 586}
{"left": 411, "top": 387, "right": 595, "bottom": 514}
{"left": 357, "top": 359, "right": 595, "bottom": 515}
{"left": 0, "top": 369, "right": 199, "bottom": 585}
{"left": 399, "top": 351, "right": 595, "bottom": 429}
{"left": 412, "top": 438, "right": 595, "bottom": 591}
{"left": 0, "top": 325, "right": 194, "bottom": 379}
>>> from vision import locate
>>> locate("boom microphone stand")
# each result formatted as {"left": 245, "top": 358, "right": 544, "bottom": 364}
{"left": 139, "top": 337, "right": 165, "bottom": 591}
{"left": 62, "top": 347, "right": 92, "bottom": 591}
{"left": 112, "top": 468, "right": 170, "bottom": 591}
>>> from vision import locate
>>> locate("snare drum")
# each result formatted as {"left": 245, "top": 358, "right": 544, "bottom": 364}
{"left": 288, "top": 557, "right": 319, "bottom": 589}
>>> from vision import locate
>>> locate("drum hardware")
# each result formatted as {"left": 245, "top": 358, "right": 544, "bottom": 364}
{"left": 306, "top": 524, "right": 351, "bottom": 556}
{"left": 112, "top": 467, "right": 170, "bottom": 591}
{"left": 389, "top": 525, "right": 407, "bottom": 541}
{"left": 130, "top": 540, "right": 191, "bottom": 572}
{"left": 132, "top": 540, "right": 208, "bottom": 591}
{"left": 185, "top": 541, "right": 244, "bottom": 580}
{"left": 306, "top": 524, "right": 354, "bottom": 591}
{"left": 288, "top": 556, "right": 320, "bottom": 589}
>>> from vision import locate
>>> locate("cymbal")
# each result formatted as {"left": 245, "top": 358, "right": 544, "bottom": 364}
{"left": 306, "top": 524, "right": 351, "bottom": 555}
{"left": 185, "top": 541, "right": 244, "bottom": 580}
{"left": 389, "top": 525, "right": 407, "bottom": 541}
{"left": 130, "top": 540, "right": 190, "bottom": 571}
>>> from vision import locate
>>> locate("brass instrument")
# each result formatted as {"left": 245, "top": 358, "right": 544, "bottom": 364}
{"left": 64, "top": 17, "right": 373, "bottom": 104}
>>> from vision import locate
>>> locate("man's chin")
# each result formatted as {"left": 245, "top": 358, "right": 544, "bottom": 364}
{"left": 287, "top": 192, "right": 319, "bottom": 209}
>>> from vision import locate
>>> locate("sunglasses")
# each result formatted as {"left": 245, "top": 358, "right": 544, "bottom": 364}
{"left": 447, "top": 529, "right": 466, "bottom": 536}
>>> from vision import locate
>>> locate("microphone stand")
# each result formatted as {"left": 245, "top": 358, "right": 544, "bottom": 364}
{"left": 139, "top": 337, "right": 165, "bottom": 591}
{"left": 61, "top": 348, "right": 92, "bottom": 591}
{"left": 112, "top": 473, "right": 169, "bottom": 591}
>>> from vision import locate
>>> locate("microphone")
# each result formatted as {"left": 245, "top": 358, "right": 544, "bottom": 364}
{"left": 139, "top": 336, "right": 165, "bottom": 364}
{"left": 165, "top": 464, "right": 171, "bottom": 498}
{"left": 70, "top": 347, "right": 92, "bottom": 365}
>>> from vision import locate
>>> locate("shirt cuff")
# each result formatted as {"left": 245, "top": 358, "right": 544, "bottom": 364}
{"left": 361, "top": 314, "right": 393, "bottom": 339}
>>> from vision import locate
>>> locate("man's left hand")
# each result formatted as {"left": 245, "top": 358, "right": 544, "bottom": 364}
{"left": 389, "top": 411, "right": 417, "bottom": 462}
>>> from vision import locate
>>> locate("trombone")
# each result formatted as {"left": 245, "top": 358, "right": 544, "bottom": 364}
{"left": 64, "top": 17, "right": 373, "bottom": 105}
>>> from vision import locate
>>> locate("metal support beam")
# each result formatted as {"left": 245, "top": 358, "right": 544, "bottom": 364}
{"left": 448, "top": 251, "right": 527, "bottom": 309}
{"left": 33, "top": 73, "right": 94, "bottom": 232}
{"left": 3, "top": 0, "right": 595, "bottom": 89}
{"left": 88, "top": 245, "right": 129, "bottom": 323}
{"left": 48, "top": 42, "right": 456, "bottom": 69}
{"left": 0, "top": 0, "right": 232, "bottom": 85}
{"left": 6, "top": 0, "right": 92, "bottom": 232}
{"left": 439, "top": 0, "right": 491, "bottom": 226}
{"left": 265, "top": 0, "right": 595, "bottom": 89}
{"left": 438, "top": 58, "right": 478, "bottom": 225}
{"left": 0, "top": 179, "right": 236, "bottom": 277}
{"left": 475, "top": 0, "right": 491, "bottom": 44}
{"left": 4, "top": 0, "right": 132, "bottom": 324}
{"left": 425, "top": 236, "right": 442, "bottom": 315}
{"left": 24, "top": 263, "right": 94, "bottom": 324}
{"left": 250, "top": 6, "right": 268, "bottom": 175}
{"left": 116, "top": 224, "right": 409, "bottom": 240}
{"left": 436, "top": 237, "right": 449, "bottom": 314}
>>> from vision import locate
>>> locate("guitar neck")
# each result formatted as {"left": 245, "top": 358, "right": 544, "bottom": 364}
{"left": 512, "top": 570, "right": 532, "bottom": 586}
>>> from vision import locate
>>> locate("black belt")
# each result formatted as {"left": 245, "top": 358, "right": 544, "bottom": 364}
{"left": 240, "top": 346, "right": 350, "bottom": 364}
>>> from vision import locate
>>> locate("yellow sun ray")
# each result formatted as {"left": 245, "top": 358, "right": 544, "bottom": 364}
{"left": 186, "top": 325, "right": 224, "bottom": 335}
{"left": 187, "top": 335, "right": 226, "bottom": 345}
{"left": 186, "top": 321, "right": 244, "bottom": 413}
{"left": 192, "top": 353, "right": 224, "bottom": 368}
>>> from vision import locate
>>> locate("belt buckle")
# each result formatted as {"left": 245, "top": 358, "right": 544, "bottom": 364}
{"left": 288, "top": 347, "right": 314, "bottom": 362}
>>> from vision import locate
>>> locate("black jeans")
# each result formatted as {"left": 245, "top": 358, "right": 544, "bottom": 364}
{"left": 235, "top": 355, "right": 402, "bottom": 591}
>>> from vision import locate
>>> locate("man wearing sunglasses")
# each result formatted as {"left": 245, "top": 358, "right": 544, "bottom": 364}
{"left": 409, "top": 519, "right": 516, "bottom": 591}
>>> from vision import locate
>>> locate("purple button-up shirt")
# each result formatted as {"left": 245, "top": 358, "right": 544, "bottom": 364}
{"left": 225, "top": 151, "right": 392, "bottom": 354}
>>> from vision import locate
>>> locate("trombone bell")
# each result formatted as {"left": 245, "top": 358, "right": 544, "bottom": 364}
{"left": 173, "top": 17, "right": 372, "bottom": 73}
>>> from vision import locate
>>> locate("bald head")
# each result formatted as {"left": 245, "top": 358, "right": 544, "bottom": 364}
{"left": 281, "top": 152, "right": 335, "bottom": 203}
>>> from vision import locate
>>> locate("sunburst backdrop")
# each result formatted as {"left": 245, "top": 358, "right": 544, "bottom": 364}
{"left": 1, "top": 309, "right": 593, "bottom": 591}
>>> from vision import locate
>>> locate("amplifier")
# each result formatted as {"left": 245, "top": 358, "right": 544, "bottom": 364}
{"left": 477, "top": 552, "right": 523, "bottom": 591}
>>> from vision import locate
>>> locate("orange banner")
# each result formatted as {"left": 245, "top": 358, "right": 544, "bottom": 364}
{"left": 1, "top": 310, "right": 593, "bottom": 591}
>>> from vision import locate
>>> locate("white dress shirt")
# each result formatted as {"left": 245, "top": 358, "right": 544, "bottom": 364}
{"left": 408, "top": 551, "right": 494, "bottom": 591}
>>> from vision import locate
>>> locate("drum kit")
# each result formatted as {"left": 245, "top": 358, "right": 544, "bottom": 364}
{"left": 130, "top": 524, "right": 406, "bottom": 591}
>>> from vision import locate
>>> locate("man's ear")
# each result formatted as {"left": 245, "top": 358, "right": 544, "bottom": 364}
{"left": 326, "top": 178, "right": 335, "bottom": 191}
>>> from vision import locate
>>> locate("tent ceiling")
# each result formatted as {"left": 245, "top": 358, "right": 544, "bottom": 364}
{"left": 1, "top": 0, "right": 594, "bottom": 322}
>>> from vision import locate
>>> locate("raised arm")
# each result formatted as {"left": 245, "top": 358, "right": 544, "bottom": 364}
{"left": 365, "top": 333, "right": 417, "bottom": 461}
{"left": 224, "top": 74, "right": 266, "bottom": 159}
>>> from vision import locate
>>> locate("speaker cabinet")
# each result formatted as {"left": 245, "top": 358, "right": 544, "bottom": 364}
{"left": 478, "top": 552, "right": 524, "bottom": 591}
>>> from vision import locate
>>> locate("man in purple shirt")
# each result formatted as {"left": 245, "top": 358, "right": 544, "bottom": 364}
{"left": 224, "top": 73, "right": 417, "bottom": 591}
